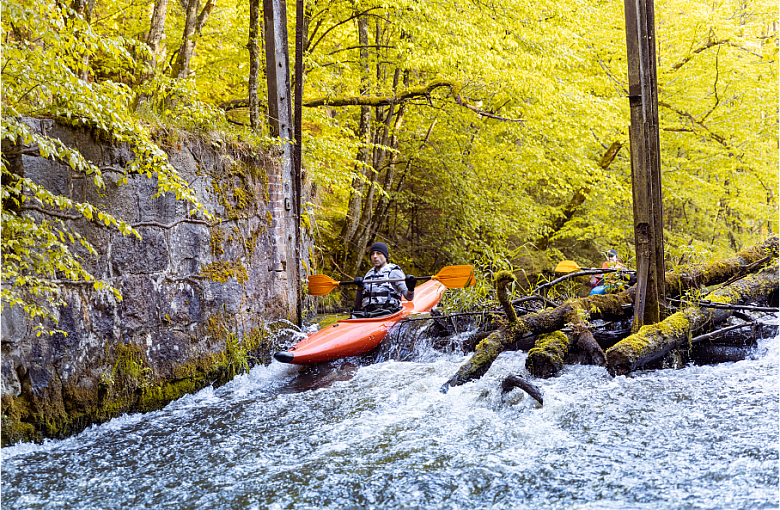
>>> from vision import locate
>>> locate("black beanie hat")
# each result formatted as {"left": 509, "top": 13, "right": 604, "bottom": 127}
{"left": 369, "top": 242, "right": 389, "bottom": 260}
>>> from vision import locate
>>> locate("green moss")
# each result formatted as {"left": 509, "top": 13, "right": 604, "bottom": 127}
{"left": 210, "top": 228, "right": 225, "bottom": 257}
{"left": 199, "top": 260, "right": 248, "bottom": 284}
{"left": 526, "top": 331, "right": 570, "bottom": 378}
{"left": 113, "top": 342, "right": 152, "bottom": 384}
{"left": 138, "top": 377, "right": 207, "bottom": 413}
{"left": 494, "top": 270, "right": 518, "bottom": 323}
{"left": 2, "top": 394, "right": 38, "bottom": 445}
{"left": 208, "top": 157, "right": 267, "bottom": 221}
{"left": 244, "top": 226, "right": 264, "bottom": 258}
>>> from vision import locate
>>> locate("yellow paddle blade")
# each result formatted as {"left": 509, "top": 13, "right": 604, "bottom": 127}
{"left": 554, "top": 260, "right": 582, "bottom": 273}
{"left": 432, "top": 265, "right": 476, "bottom": 288}
{"left": 307, "top": 274, "right": 341, "bottom": 296}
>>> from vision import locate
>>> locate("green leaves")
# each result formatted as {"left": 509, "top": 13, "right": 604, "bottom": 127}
{"left": 1, "top": 0, "right": 214, "bottom": 331}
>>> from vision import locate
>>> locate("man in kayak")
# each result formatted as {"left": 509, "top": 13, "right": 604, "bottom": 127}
{"left": 352, "top": 242, "right": 416, "bottom": 318}
{"left": 590, "top": 249, "right": 627, "bottom": 295}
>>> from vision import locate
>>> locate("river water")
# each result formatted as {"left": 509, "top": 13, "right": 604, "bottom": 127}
{"left": 3, "top": 323, "right": 778, "bottom": 510}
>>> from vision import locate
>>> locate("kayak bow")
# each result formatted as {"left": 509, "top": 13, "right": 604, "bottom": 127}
{"left": 274, "top": 279, "right": 445, "bottom": 364}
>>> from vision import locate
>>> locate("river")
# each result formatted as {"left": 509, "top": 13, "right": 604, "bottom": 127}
{"left": 2, "top": 322, "right": 778, "bottom": 509}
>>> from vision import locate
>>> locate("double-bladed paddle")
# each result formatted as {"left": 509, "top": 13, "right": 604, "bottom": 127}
{"left": 307, "top": 265, "right": 476, "bottom": 296}
{"left": 554, "top": 260, "right": 636, "bottom": 274}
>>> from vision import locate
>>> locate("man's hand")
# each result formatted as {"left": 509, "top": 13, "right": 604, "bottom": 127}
{"left": 405, "top": 275, "right": 416, "bottom": 290}
{"left": 353, "top": 276, "right": 364, "bottom": 288}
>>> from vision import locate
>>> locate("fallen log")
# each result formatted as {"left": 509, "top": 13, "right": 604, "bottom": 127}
{"left": 441, "top": 236, "right": 777, "bottom": 390}
{"left": 605, "top": 266, "right": 778, "bottom": 376}
{"left": 664, "top": 236, "right": 778, "bottom": 296}
{"left": 442, "top": 285, "right": 637, "bottom": 389}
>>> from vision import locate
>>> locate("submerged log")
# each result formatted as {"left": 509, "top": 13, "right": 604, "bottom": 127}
{"left": 442, "top": 237, "right": 778, "bottom": 389}
{"left": 501, "top": 375, "right": 544, "bottom": 405}
{"left": 689, "top": 344, "right": 756, "bottom": 364}
{"left": 605, "top": 266, "right": 778, "bottom": 376}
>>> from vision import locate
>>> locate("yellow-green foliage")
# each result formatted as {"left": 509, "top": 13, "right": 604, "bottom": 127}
{"left": 1, "top": 0, "right": 215, "bottom": 332}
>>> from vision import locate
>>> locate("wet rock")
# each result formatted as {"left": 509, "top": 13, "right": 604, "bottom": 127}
{"left": 111, "top": 226, "right": 169, "bottom": 275}
{"left": 1, "top": 356, "right": 21, "bottom": 397}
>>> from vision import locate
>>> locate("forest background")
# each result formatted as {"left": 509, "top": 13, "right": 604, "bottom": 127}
{"left": 2, "top": 0, "right": 778, "bottom": 325}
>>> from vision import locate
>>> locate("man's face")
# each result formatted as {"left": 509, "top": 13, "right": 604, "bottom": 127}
{"left": 608, "top": 254, "right": 617, "bottom": 263}
{"left": 371, "top": 250, "right": 387, "bottom": 268}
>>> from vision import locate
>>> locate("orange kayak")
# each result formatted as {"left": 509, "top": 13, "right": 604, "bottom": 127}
{"left": 273, "top": 279, "right": 445, "bottom": 364}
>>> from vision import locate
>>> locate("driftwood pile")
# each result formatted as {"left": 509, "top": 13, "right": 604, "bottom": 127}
{"left": 440, "top": 236, "right": 779, "bottom": 399}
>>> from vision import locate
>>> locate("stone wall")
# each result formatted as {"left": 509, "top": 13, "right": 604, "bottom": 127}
{"left": 1, "top": 119, "right": 311, "bottom": 445}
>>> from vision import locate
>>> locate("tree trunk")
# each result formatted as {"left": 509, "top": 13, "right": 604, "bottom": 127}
{"left": 340, "top": 15, "right": 372, "bottom": 272}
{"left": 442, "top": 236, "right": 778, "bottom": 390}
{"left": 247, "top": 0, "right": 262, "bottom": 130}
{"left": 348, "top": 70, "right": 403, "bottom": 274}
{"left": 134, "top": 0, "right": 168, "bottom": 109}
{"left": 70, "top": 0, "right": 96, "bottom": 81}
{"left": 606, "top": 266, "right": 778, "bottom": 376}
{"left": 369, "top": 102, "right": 408, "bottom": 242}
{"left": 147, "top": 0, "right": 168, "bottom": 59}
{"left": 170, "top": 0, "right": 214, "bottom": 80}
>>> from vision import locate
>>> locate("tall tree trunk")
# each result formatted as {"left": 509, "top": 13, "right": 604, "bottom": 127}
{"left": 347, "top": 67, "right": 401, "bottom": 275}
{"left": 170, "top": 0, "right": 215, "bottom": 80}
{"left": 147, "top": 0, "right": 168, "bottom": 60}
{"left": 247, "top": 0, "right": 262, "bottom": 130}
{"left": 134, "top": 0, "right": 168, "bottom": 109}
{"left": 368, "top": 101, "right": 406, "bottom": 244}
{"left": 340, "top": 15, "right": 372, "bottom": 268}
{"left": 70, "top": 0, "right": 96, "bottom": 81}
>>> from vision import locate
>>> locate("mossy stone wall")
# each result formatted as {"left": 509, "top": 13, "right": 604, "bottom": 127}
{"left": 1, "top": 119, "right": 312, "bottom": 446}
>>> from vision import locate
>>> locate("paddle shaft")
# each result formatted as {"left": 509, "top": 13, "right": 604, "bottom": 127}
{"left": 341, "top": 276, "right": 431, "bottom": 287}
{"left": 534, "top": 268, "right": 635, "bottom": 294}
{"left": 351, "top": 276, "right": 427, "bottom": 310}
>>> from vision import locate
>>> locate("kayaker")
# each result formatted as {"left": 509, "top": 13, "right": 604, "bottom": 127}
{"left": 352, "top": 242, "right": 416, "bottom": 318}
{"left": 590, "top": 249, "right": 624, "bottom": 295}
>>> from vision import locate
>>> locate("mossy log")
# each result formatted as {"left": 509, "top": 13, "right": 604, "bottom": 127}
{"left": 605, "top": 266, "right": 778, "bottom": 376}
{"left": 442, "top": 236, "right": 777, "bottom": 389}
{"left": 664, "top": 235, "right": 777, "bottom": 295}
{"left": 525, "top": 331, "right": 570, "bottom": 378}
{"left": 443, "top": 287, "right": 636, "bottom": 389}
